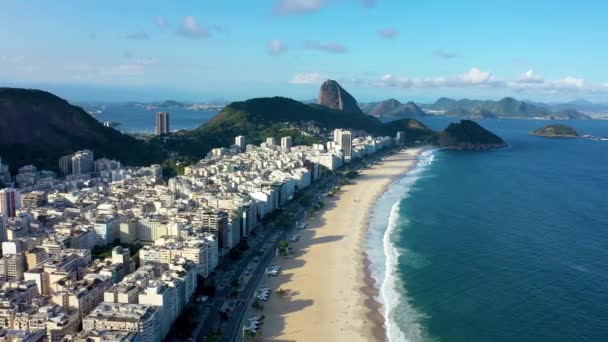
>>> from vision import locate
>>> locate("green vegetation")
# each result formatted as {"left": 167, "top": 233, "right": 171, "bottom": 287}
{"left": 297, "top": 193, "right": 315, "bottom": 207}
{"left": 345, "top": 171, "right": 359, "bottom": 179}
{"left": 161, "top": 96, "right": 439, "bottom": 160}
{"left": 276, "top": 288, "right": 287, "bottom": 297}
{"left": 1, "top": 82, "right": 507, "bottom": 173}
{"left": 531, "top": 124, "right": 579, "bottom": 137}
{"left": 0, "top": 88, "right": 166, "bottom": 172}
{"left": 429, "top": 97, "right": 591, "bottom": 119}
{"left": 91, "top": 241, "right": 143, "bottom": 261}
{"left": 439, "top": 120, "right": 507, "bottom": 149}
{"left": 161, "top": 156, "right": 198, "bottom": 179}
{"left": 364, "top": 99, "right": 427, "bottom": 118}
{"left": 339, "top": 178, "right": 353, "bottom": 186}
{"left": 278, "top": 241, "right": 291, "bottom": 257}
{"left": 252, "top": 300, "right": 263, "bottom": 310}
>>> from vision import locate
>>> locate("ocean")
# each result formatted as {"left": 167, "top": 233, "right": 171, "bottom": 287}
{"left": 80, "top": 103, "right": 219, "bottom": 133}
{"left": 367, "top": 118, "right": 608, "bottom": 342}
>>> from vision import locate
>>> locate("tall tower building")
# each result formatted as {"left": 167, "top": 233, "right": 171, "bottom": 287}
{"left": 58, "top": 155, "right": 73, "bottom": 175}
{"left": 333, "top": 129, "right": 353, "bottom": 160}
{"left": 235, "top": 136, "right": 246, "bottom": 150}
{"left": 281, "top": 136, "right": 293, "bottom": 150}
{"left": 0, "top": 188, "right": 20, "bottom": 218}
{"left": 396, "top": 131, "right": 405, "bottom": 145}
{"left": 340, "top": 131, "right": 353, "bottom": 160}
{"left": 156, "top": 112, "right": 170, "bottom": 135}
{"left": 72, "top": 150, "right": 94, "bottom": 175}
{"left": 0, "top": 214, "right": 7, "bottom": 243}
{"left": 265, "top": 137, "right": 276, "bottom": 147}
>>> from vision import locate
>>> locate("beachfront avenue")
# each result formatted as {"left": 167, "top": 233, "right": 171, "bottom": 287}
{"left": 0, "top": 129, "right": 402, "bottom": 342}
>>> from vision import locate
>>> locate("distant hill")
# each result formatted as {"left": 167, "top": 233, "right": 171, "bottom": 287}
{"left": 549, "top": 99, "right": 608, "bottom": 113}
{"left": 163, "top": 81, "right": 505, "bottom": 156}
{"left": 439, "top": 120, "right": 507, "bottom": 149}
{"left": 317, "top": 80, "right": 363, "bottom": 114}
{"left": 158, "top": 100, "right": 187, "bottom": 108}
{"left": 158, "top": 80, "right": 444, "bottom": 157}
{"left": 0, "top": 83, "right": 506, "bottom": 173}
{"left": 363, "top": 99, "right": 427, "bottom": 119}
{"left": 0, "top": 88, "right": 165, "bottom": 171}
{"left": 428, "top": 97, "right": 590, "bottom": 119}
{"left": 531, "top": 124, "right": 578, "bottom": 138}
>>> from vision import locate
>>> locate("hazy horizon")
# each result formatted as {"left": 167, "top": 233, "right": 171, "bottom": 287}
{"left": 3, "top": 0, "right": 608, "bottom": 103}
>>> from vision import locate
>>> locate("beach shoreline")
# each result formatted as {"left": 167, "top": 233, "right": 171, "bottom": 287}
{"left": 257, "top": 148, "right": 424, "bottom": 341}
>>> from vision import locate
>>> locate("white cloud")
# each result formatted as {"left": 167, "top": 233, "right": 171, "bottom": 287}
{"left": 177, "top": 16, "right": 209, "bottom": 39}
{"left": 267, "top": 40, "right": 288, "bottom": 55}
{"left": 549, "top": 76, "right": 584, "bottom": 89}
{"left": 273, "top": 0, "right": 327, "bottom": 15}
{"left": 459, "top": 67, "right": 496, "bottom": 85}
{"left": 305, "top": 41, "right": 348, "bottom": 54}
{"left": 289, "top": 72, "right": 323, "bottom": 84}
{"left": 518, "top": 69, "right": 544, "bottom": 83}
{"left": 377, "top": 27, "right": 399, "bottom": 39}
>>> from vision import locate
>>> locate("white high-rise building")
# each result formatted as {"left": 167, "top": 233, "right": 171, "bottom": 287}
{"left": 235, "top": 136, "right": 246, "bottom": 150}
{"left": 396, "top": 131, "right": 406, "bottom": 145}
{"left": 72, "top": 150, "right": 94, "bottom": 175}
{"left": 281, "top": 136, "right": 293, "bottom": 150}
{"left": 265, "top": 137, "right": 276, "bottom": 147}
{"left": 333, "top": 129, "right": 353, "bottom": 160}
{"left": 83, "top": 303, "right": 161, "bottom": 342}
{"left": 138, "top": 282, "right": 178, "bottom": 340}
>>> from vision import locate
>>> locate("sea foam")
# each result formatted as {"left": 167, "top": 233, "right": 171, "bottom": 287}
{"left": 366, "top": 150, "right": 435, "bottom": 342}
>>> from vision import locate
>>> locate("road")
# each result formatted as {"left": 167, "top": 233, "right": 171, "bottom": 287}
{"left": 221, "top": 178, "right": 336, "bottom": 342}
{"left": 188, "top": 176, "right": 333, "bottom": 342}
{"left": 174, "top": 148, "right": 397, "bottom": 341}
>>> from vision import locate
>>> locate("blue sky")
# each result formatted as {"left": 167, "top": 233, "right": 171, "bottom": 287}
{"left": 1, "top": 0, "right": 607, "bottom": 103}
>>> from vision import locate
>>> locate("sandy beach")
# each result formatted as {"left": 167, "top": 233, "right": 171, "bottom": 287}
{"left": 258, "top": 148, "right": 424, "bottom": 342}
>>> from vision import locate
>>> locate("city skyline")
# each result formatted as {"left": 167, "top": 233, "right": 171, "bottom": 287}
{"left": 2, "top": 0, "right": 608, "bottom": 102}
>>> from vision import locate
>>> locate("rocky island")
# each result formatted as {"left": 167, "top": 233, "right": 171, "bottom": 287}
{"left": 439, "top": 120, "right": 508, "bottom": 150}
{"left": 531, "top": 124, "right": 579, "bottom": 138}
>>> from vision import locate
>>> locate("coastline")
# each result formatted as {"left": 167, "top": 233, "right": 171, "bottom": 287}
{"left": 258, "top": 147, "right": 424, "bottom": 341}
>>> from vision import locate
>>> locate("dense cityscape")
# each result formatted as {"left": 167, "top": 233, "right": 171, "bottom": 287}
{"left": 0, "top": 112, "right": 405, "bottom": 341}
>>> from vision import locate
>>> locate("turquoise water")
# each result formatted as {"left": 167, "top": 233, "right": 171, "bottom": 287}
{"left": 371, "top": 118, "right": 608, "bottom": 342}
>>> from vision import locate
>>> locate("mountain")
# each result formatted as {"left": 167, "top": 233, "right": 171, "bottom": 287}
{"left": 428, "top": 97, "right": 591, "bottom": 119}
{"left": 0, "top": 88, "right": 164, "bottom": 171}
{"left": 162, "top": 87, "right": 441, "bottom": 158}
{"left": 549, "top": 99, "right": 608, "bottom": 113}
{"left": 439, "top": 120, "right": 507, "bottom": 150}
{"left": 317, "top": 80, "right": 363, "bottom": 114}
{"left": 531, "top": 124, "right": 578, "bottom": 138}
{"left": 168, "top": 81, "right": 504, "bottom": 156}
{"left": 364, "top": 99, "right": 427, "bottom": 119}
